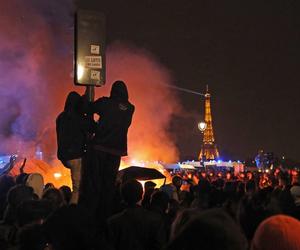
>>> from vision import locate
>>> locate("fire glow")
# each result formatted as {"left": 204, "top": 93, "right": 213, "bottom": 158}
{"left": 0, "top": 0, "right": 182, "bottom": 186}
{"left": 120, "top": 158, "right": 172, "bottom": 188}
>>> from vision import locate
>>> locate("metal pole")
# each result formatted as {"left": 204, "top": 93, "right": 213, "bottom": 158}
{"left": 86, "top": 85, "right": 95, "bottom": 102}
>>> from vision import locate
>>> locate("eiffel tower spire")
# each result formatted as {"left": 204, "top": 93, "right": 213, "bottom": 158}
{"left": 199, "top": 86, "right": 219, "bottom": 160}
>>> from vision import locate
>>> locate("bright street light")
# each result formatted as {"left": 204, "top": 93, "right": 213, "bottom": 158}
{"left": 198, "top": 121, "right": 207, "bottom": 132}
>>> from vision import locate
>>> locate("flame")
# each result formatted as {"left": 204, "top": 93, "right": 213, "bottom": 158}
{"left": 1, "top": 1, "right": 183, "bottom": 187}
{"left": 0, "top": 4, "right": 181, "bottom": 164}
{"left": 11, "top": 159, "right": 72, "bottom": 188}
{"left": 9, "top": 156, "right": 172, "bottom": 189}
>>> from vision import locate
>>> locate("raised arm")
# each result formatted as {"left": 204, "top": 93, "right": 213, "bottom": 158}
{"left": 20, "top": 158, "right": 27, "bottom": 174}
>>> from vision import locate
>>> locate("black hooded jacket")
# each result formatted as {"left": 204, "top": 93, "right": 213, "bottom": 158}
{"left": 90, "top": 81, "right": 135, "bottom": 156}
{"left": 56, "top": 92, "right": 93, "bottom": 162}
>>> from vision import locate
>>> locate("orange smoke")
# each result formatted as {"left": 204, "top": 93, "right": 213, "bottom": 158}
{"left": 1, "top": 1, "right": 182, "bottom": 173}
{"left": 98, "top": 43, "right": 182, "bottom": 162}
{"left": 11, "top": 159, "right": 71, "bottom": 188}
{"left": 0, "top": 0, "right": 74, "bottom": 159}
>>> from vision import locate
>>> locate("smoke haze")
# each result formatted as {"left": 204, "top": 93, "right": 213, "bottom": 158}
{"left": 103, "top": 43, "right": 181, "bottom": 162}
{"left": 0, "top": 0, "right": 181, "bottom": 163}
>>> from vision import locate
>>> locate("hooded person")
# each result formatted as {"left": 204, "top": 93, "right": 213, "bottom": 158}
{"left": 91, "top": 80, "right": 133, "bottom": 156}
{"left": 79, "top": 80, "right": 135, "bottom": 225}
{"left": 56, "top": 91, "right": 94, "bottom": 204}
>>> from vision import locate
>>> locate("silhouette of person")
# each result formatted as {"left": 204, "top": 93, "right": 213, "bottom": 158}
{"left": 80, "top": 80, "right": 135, "bottom": 225}
{"left": 56, "top": 91, "right": 93, "bottom": 204}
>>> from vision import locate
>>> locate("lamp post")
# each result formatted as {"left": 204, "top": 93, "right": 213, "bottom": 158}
{"left": 198, "top": 121, "right": 207, "bottom": 168}
{"left": 198, "top": 121, "right": 207, "bottom": 133}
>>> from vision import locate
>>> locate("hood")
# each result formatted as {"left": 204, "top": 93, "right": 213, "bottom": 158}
{"left": 64, "top": 91, "right": 81, "bottom": 112}
{"left": 110, "top": 80, "right": 129, "bottom": 101}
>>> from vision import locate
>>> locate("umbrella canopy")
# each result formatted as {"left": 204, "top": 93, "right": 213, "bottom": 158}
{"left": 118, "top": 166, "right": 166, "bottom": 182}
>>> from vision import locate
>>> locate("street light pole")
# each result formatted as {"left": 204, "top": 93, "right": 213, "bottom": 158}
{"left": 86, "top": 85, "right": 94, "bottom": 102}
{"left": 198, "top": 121, "right": 207, "bottom": 168}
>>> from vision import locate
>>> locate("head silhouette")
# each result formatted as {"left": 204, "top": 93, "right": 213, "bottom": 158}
{"left": 121, "top": 179, "right": 143, "bottom": 206}
{"left": 64, "top": 91, "right": 81, "bottom": 112}
{"left": 110, "top": 80, "right": 129, "bottom": 101}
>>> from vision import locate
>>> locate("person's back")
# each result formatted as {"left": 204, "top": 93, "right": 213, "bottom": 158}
{"left": 59, "top": 185, "right": 72, "bottom": 204}
{"left": 142, "top": 181, "right": 156, "bottom": 209}
{"left": 56, "top": 91, "right": 94, "bottom": 204}
{"left": 91, "top": 80, "right": 134, "bottom": 156}
{"left": 107, "top": 205, "right": 165, "bottom": 250}
{"left": 149, "top": 190, "right": 170, "bottom": 238}
{"left": 79, "top": 81, "right": 135, "bottom": 224}
{"left": 16, "top": 199, "right": 52, "bottom": 227}
{"left": 167, "top": 208, "right": 247, "bottom": 250}
{"left": 43, "top": 205, "right": 93, "bottom": 250}
{"left": 42, "top": 188, "right": 65, "bottom": 211}
{"left": 106, "top": 180, "right": 165, "bottom": 250}
{"left": 56, "top": 91, "right": 90, "bottom": 162}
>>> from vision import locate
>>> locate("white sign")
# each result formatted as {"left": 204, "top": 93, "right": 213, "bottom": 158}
{"left": 91, "top": 70, "right": 100, "bottom": 80}
{"left": 85, "top": 56, "right": 102, "bottom": 69}
{"left": 90, "top": 45, "right": 100, "bottom": 54}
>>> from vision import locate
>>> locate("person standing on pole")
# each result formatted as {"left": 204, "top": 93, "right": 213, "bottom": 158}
{"left": 56, "top": 91, "right": 94, "bottom": 204}
{"left": 79, "top": 80, "right": 135, "bottom": 224}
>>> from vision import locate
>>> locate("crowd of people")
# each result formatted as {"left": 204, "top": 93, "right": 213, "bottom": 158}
{"left": 1, "top": 165, "right": 300, "bottom": 249}
{"left": 0, "top": 80, "right": 300, "bottom": 249}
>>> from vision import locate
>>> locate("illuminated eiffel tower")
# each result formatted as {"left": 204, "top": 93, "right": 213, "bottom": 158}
{"left": 199, "top": 85, "right": 220, "bottom": 160}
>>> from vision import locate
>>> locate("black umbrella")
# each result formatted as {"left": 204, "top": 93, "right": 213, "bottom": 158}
{"left": 118, "top": 166, "right": 166, "bottom": 182}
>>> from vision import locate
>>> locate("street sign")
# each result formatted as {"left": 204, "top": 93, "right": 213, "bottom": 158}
{"left": 75, "top": 10, "right": 106, "bottom": 86}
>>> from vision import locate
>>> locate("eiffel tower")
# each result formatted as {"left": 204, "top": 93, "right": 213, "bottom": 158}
{"left": 199, "top": 85, "right": 220, "bottom": 160}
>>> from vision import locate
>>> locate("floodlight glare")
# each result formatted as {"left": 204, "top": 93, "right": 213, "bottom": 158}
{"left": 77, "top": 64, "right": 84, "bottom": 80}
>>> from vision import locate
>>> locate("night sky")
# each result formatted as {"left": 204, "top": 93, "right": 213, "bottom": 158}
{"left": 78, "top": 0, "right": 300, "bottom": 161}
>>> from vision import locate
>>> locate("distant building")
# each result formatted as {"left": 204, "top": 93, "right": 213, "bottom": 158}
{"left": 199, "top": 86, "right": 219, "bottom": 160}
{"left": 181, "top": 159, "right": 244, "bottom": 175}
